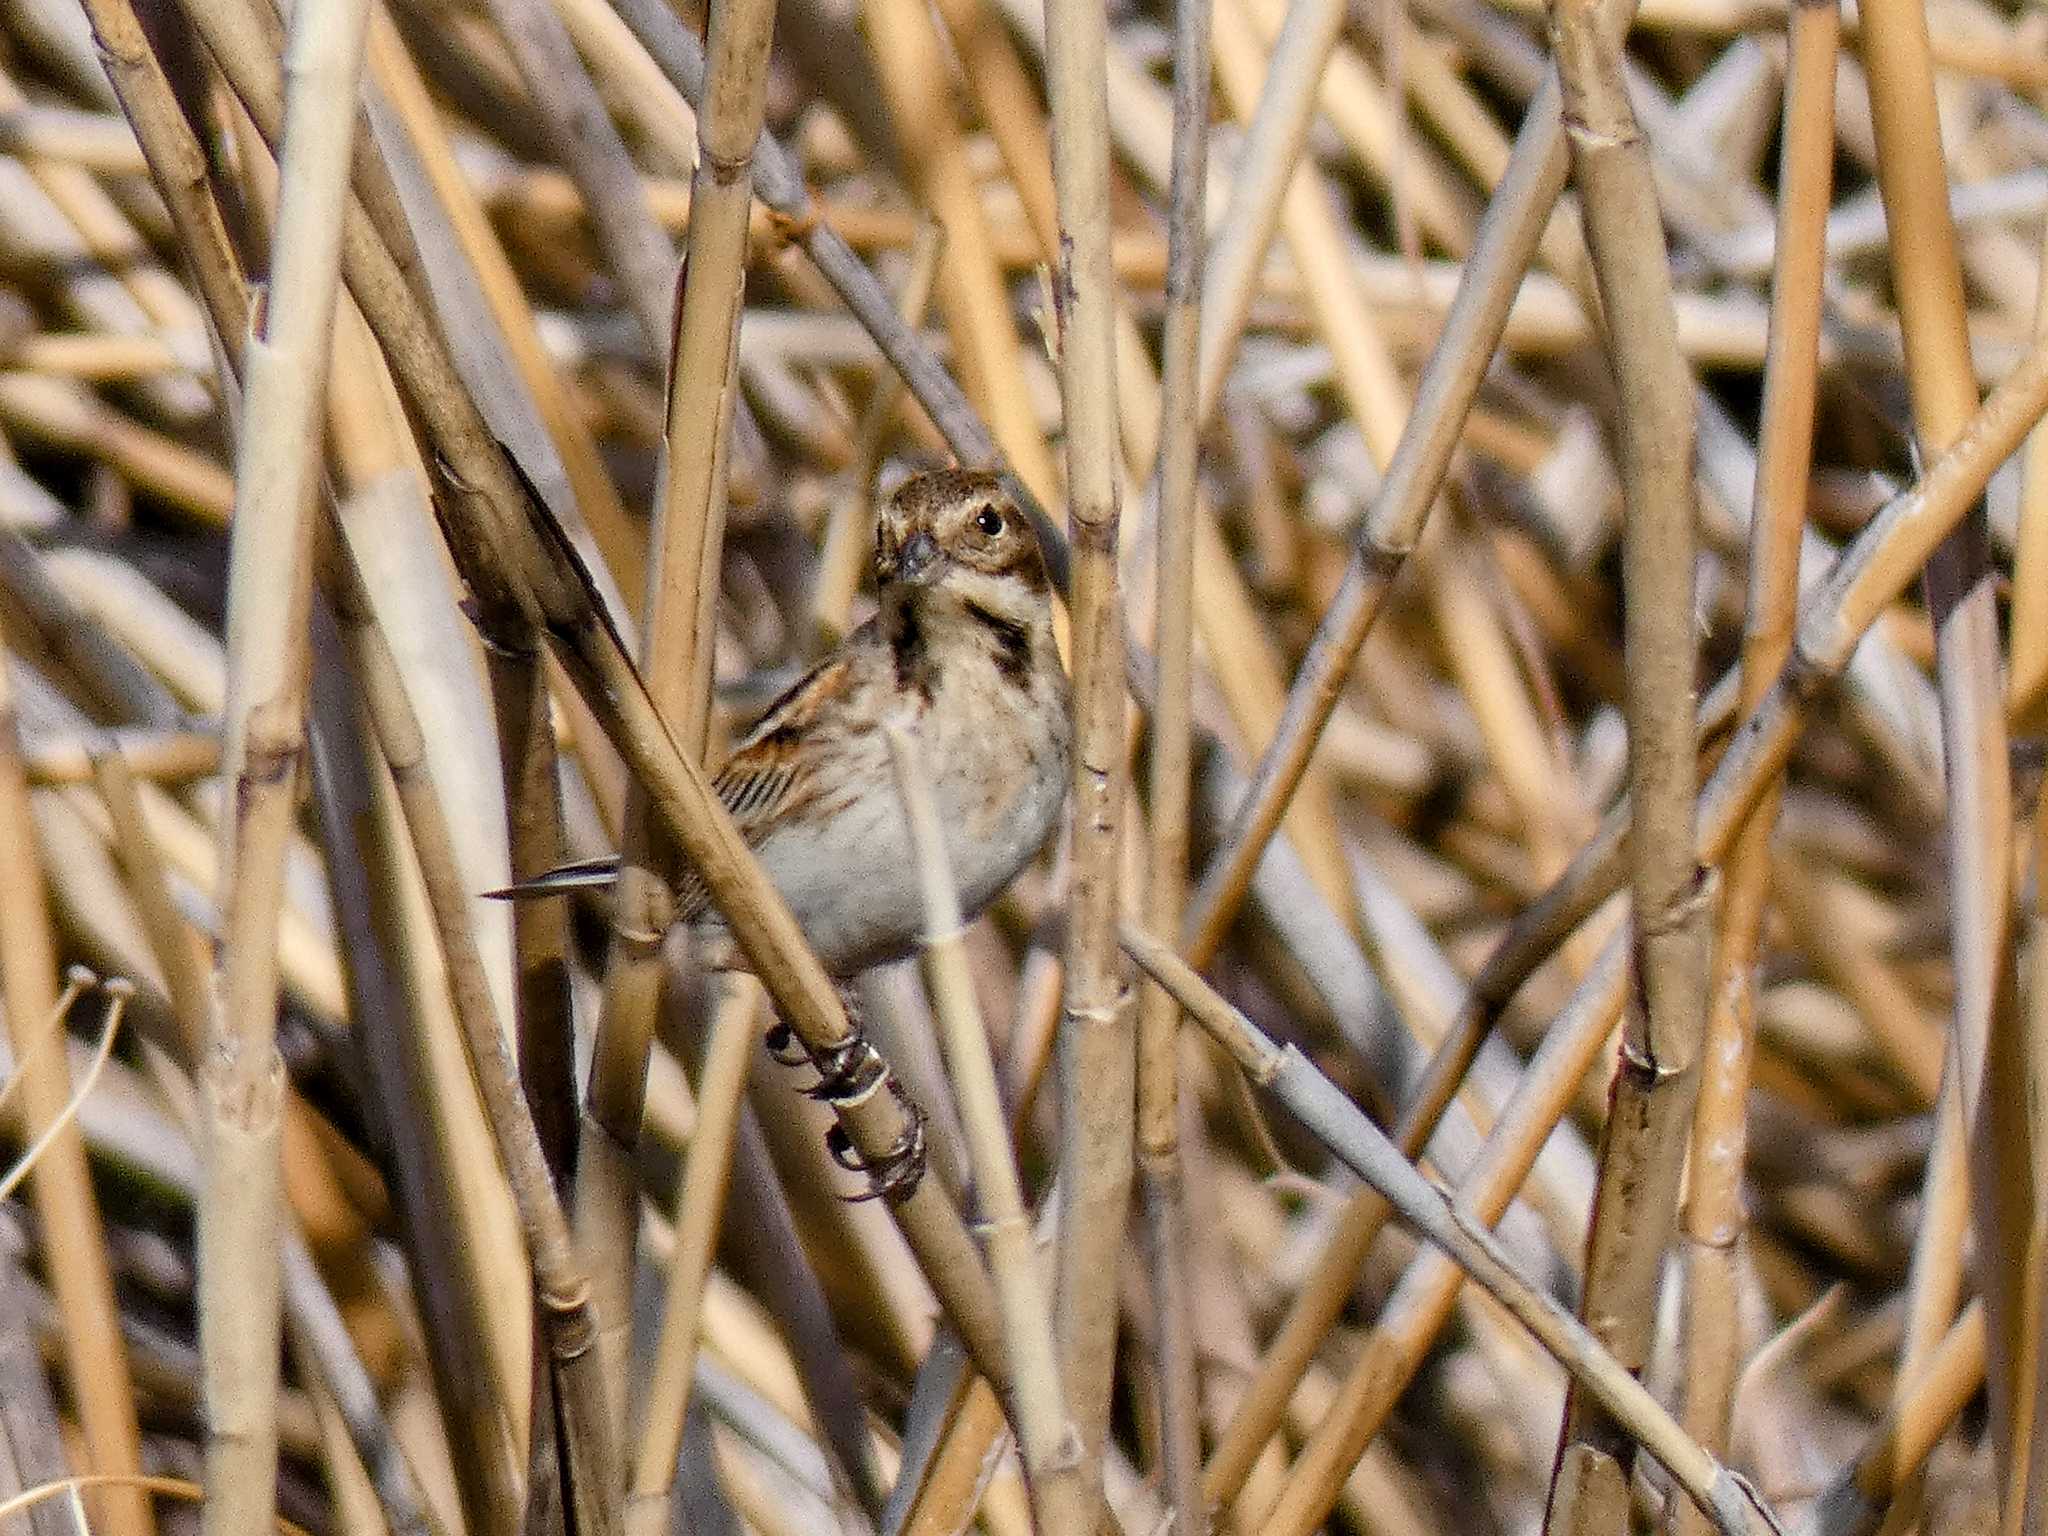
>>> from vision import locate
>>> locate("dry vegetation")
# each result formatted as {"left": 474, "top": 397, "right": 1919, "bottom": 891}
{"left": 0, "top": 0, "right": 2046, "bottom": 1530}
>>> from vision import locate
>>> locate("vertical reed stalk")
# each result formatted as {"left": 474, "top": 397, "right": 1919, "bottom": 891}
{"left": 1043, "top": 0, "right": 1134, "bottom": 1489}
{"left": 576, "top": 0, "right": 779, "bottom": 1441}
{"left": 887, "top": 726, "right": 1087, "bottom": 1534}
{"left": 206, "top": 1, "right": 370, "bottom": 1529}
{"left": 1542, "top": 0, "right": 1710, "bottom": 1526}
{"left": 1860, "top": 0, "right": 2023, "bottom": 1521}
{"left": 1672, "top": 10, "right": 1836, "bottom": 1532}
{"left": 1136, "top": 0, "right": 1210, "bottom": 1518}
{"left": 628, "top": 980, "right": 757, "bottom": 1532}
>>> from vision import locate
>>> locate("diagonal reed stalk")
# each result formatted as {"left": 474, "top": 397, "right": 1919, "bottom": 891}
{"left": 1121, "top": 924, "right": 1780, "bottom": 1536}
{"left": 205, "top": 1, "right": 370, "bottom": 1530}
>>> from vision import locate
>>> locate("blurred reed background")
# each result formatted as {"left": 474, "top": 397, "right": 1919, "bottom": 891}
{"left": 0, "top": 0, "right": 2043, "bottom": 1530}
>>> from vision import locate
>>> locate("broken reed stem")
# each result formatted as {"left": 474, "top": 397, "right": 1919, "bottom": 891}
{"left": 578, "top": 0, "right": 779, "bottom": 1443}
{"left": 1120, "top": 925, "right": 1780, "bottom": 1536}
{"left": 1542, "top": 0, "right": 1710, "bottom": 1524}
{"left": 628, "top": 980, "right": 756, "bottom": 1529}
{"left": 1137, "top": 0, "right": 1210, "bottom": 1515}
{"left": 1044, "top": 0, "right": 1135, "bottom": 1485}
{"left": 0, "top": 658, "right": 148, "bottom": 1536}
{"left": 1860, "top": 0, "right": 2024, "bottom": 1516}
{"left": 206, "top": 0, "right": 370, "bottom": 1529}
{"left": 1673, "top": 6, "right": 1837, "bottom": 1531}
{"left": 885, "top": 725, "right": 1086, "bottom": 1535}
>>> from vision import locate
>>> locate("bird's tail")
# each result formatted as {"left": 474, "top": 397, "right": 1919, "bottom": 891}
{"left": 482, "top": 856, "right": 623, "bottom": 900}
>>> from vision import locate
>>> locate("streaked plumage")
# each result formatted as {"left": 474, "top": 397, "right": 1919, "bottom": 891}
{"left": 506, "top": 469, "right": 1071, "bottom": 976}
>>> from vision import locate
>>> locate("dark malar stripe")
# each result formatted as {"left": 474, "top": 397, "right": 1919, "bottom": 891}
{"left": 964, "top": 600, "right": 1032, "bottom": 683}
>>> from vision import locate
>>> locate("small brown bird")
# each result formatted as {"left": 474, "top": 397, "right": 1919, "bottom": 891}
{"left": 507, "top": 468, "right": 1071, "bottom": 976}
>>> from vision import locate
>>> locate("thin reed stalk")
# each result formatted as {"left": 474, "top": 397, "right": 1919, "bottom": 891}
{"left": 1674, "top": 10, "right": 1837, "bottom": 1527}
{"left": 205, "top": 0, "right": 370, "bottom": 1529}
{"left": 577, "top": 0, "right": 779, "bottom": 1442}
{"left": 1122, "top": 925, "right": 1780, "bottom": 1536}
{"left": 1043, "top": 0, "right": 1134, "bottom": 1489}
{"left": 1134, "top": 0, "right": 1210, "bottom": 1515}
{"left": 887, "top": 725, "right": 1086, "bottom": 1534}
{"left": 0, "top": 658, "right": 148, "bottom": 1536}
{"left": 1541, "top": 0, "right": 1710, "bottom": 1525}
{"left": 1860, "top": 0, "right": 2024, "bottom": 1524}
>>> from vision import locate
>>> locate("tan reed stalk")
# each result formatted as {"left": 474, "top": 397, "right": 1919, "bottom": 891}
{"left": 1860, "top": 0, "right": 2025, "bottom": 1521}
{"left": 1134, "top": 0, "right": 1209, "bottom": 1516}
{"left": 1673, "top": 14, "right": 1837, "bottom": 1527}
{"left": 1541, "top": 0, "right": 1711, "bottom": 1524}
{"left": 478, "top": 0, "right": 672, "bottom": 354}
{"left": 204, "top": 0, "right": 370, "bottom": 1527}
{"left": 1041, "top": 0, "right": 1133, "bottom": 1487}
{"left": 813, "top": 222, "right": 945, "bottom": 643}
{"left": 628, "top": 981, "right": 757, "bottom": 1532}
{"left": 26, "top": 729, "right": 217, "bottom": 786}
{"left": 0, "top": 644, "right": 149, "bottom": 1536}
{"left": 886, "top": 724, "right": 1088, "bottom": 1534}
{"left": 2012, "top": 214, "right": 2048, "bottom": 725}
{"left": 1120, "top": 925, "right": 1779, "bottom": 1536}
{"left": 860, "top": 0, "right": 1058, "bottom": 504}
{"left": 0, "top": 979, "right": 127, "bottom": 1208}
{"left": 577, "top": 0, "right": 778, "bottom": 1441}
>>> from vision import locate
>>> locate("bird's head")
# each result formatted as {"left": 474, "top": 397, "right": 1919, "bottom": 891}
{"left": 875, "top": 469, "right": 1051, "bottom": 605}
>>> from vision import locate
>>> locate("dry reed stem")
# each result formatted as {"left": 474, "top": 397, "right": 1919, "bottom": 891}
{"left": 629, "top": 981, "right": 757, "bottom": 1527}
{"left": 1674, "top": 12, "right": 1837, "bottom": 1524}
{"left": 1543, "top": 0, "right": 1711, "bottom": 1523}
{"left": 578, "top": 0, "right": 778, "bottom": 1443}
{"left": 1134, "top": 0, "right": 1210, "bottom": 1516}
{"left": 0, "top": 640, "right": 149, "bottom": 1536}
{"left": 1859, "top": 0, "right": 2022, "bottom": 1520}
{"left": 887, "top": 724, "right": 1087, "bottom": 1534}
{"left": 204, "top": 0, "right": 369, "bottom": 1528}
{"left": 1043, "top": 0, "right": 1134, "bottom": 1488}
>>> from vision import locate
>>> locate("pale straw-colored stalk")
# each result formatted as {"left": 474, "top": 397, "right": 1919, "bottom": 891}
{"left": 1671, "top": 12, "right": 1837, "bottom": 1531}
{"left": 205, "top": 0, "right": 370, "bottom": 1527}
{"left": 577, "top": 0, "right": 779, "bottom": 1443}
{"left": 1042, "top": 0, "right": 1134, "bottom": 1488}
{"left": 1121, "top": 924, "right": 1779, "bottom": 1536}
{"left": 1860, "top": 0, "right": 2022, "bottom": 1522}
{"left": 886, "top": 724, "right": 1087, "bottom": 1534}
{"left": 628, "top": 980, "right": 758, "bottom": 1531}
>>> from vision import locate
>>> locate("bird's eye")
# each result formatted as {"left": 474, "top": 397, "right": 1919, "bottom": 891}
{"left": 974, "top": 504, "right": 1005, "bottom": 537}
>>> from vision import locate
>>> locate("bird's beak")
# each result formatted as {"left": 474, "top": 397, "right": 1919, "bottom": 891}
{"left": 893, "top": 530, "right": 943, "bottom": 584}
